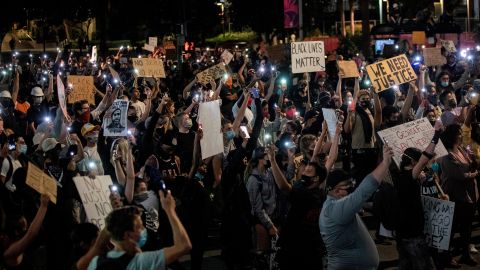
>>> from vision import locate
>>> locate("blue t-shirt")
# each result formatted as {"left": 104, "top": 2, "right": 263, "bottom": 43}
{"left": 87, "top": 249, "right": 165, "bottom": 270}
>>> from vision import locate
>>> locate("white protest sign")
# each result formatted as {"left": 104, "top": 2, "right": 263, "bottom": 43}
{"left": 143, "top": 44, "right": 155, "bottom": 52}
{"left": 422, "top": 196, "right": 455, "bottom": 250}
{"left": 221, "top": 50, "right": 234, "bottom": 65}
{"left": 198, "top": 100, "right": 224, "bottom": 159}
{"left": 291, "top": 41, "right": 325, "bottom": 73}
{"left": 73, "top": 175, "right": 113, "bottom": 229}
{"left": 322, "top": 108, "right": 337, "bottom": 139}
{"left": 440, "top": 40, "right": 456, "bottom": 53}
{"left": 109, "top": 66, "right": 121, "bottom": 83}
{"left": 132, "top": 58, "right": 166, "bottom": 78}
{"left": 365, "top": 54, "right": 417, "bottom": 93}
{"left": 57, "top": 75, "right": 71, "bottom": 122}
{"left": 91, "top": 46, "right": 97, "bottom": 63}
{"left": 377, "top": 118, "right": 448, "bottom": 167}
{"left": 423, "top": 47, "right": 447, "bottom": 66}
{"left": 149, "top": 37, "right": 158, "bottom": 47}
{"left": 103, "top": 99, "right": 129, "bottom": 137}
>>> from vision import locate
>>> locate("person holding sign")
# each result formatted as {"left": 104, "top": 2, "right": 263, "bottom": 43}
{"left": 437, "top": 124, "right": 479, "bottom": 266}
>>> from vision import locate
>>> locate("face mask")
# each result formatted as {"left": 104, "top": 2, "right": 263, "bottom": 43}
{"left": 448, "top": 99, "right": 457, "bottom": 108}
{"left": 429, "top": 120, "right": 436, "bottom": 126}
{"left": 387, "top": 120, "right": 399, "bottom": 127}
{"left": 301, "top": 175, "right": 312, "bottom": 183}
{"left": 184, "top": 119, "right": 193, "bottom": 129}
{"left": 134, "top": 191, "right": 149, "bottom": 202}
{"left": 428, "top": 94, "right": 438, "bottom": 106}
{"left": 441, "top": 81, "right": 449, "bottom": 87}
{"left": 396, "top": 101, "right": 405, "bottom": 109}
{"left": 345, "top": 185, "right": 355, "bottom": 194}
{"left": 360, "top": 100, "right": 370, "bottom": 108}
{"left": 225, "top": 130, "right": 235, "bottom": 140}
{"left": 137, "top": 228, "right": 148, "bottom": 248}
{"left": 195, "top": 172, "right": 204, "bottom": 181}
{"left": 263, "top": 111, "right": 269, "bottom": 119}
{"left": 286, "top": 109, "right": 296, "bottom": 119}
{"left": 86, "top": 136, "right": 98, "bottom": 144}
{"left": 318, "top": 80, "right": 325, "bottom": 86}
{"left": 79, "top": 111, "right": 91, "bottom": 123}
{"left": 128, "top": 115, "right": 139, "bottom": 123}
{"left": 19, "top": 145, "right": 27, "bottom": 154}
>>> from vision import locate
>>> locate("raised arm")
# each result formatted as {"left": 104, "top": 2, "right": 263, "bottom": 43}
{"left": 12, "top": 70, "right": 19, "bottom": 103}
{"left": 267, "top": 146, "right": 292, "bottom": 192}
{"left": 336, "top": 77, "right": 343, "bottom": 105}
{"left": 418, "top": 65, "right": 427, "bottom": 102}
{"left": 183, "top": 78, "right": 197, "bottom": 100}
{"left": 237, "top": 58, "right": 248, "bottom": 85}
{"left": 124, "top": 148, "right": 135, "bottom": 204}
{"left": 400, "top": 82, "right": 415, "bottom": 122}
{"left": 45, "top": 74, "right": 54, "bottom": 102}
{"left": 264, "top": 74, "right": 277, "bottom": 102}
{"left": 373, "top": 91, "right": 382, "bottom": 128}
{"left": 232, "top": 89, "right": 249, "bottom": 133}
{"left": 312, "top": 121, "right": 328, "bottom": 162}
{"left": 324, "top": 119, "right": 343, "bottom": 171}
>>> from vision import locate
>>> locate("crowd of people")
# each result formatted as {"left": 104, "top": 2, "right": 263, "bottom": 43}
{"left": 0, "top": 34, "right": 480, "bottom": 270}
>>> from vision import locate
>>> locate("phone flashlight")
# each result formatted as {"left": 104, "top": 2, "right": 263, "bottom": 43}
{"left": 224, "top": 73, "right": 229, "bottom": 80}
{"left": 45, "top": 116, "right": 51, "bottom": 122}
{"left": 281, "top": 78, "right": 287, "bottom": 85}
{"left": 88, "top": 162, "right": 96, "bottom": 169}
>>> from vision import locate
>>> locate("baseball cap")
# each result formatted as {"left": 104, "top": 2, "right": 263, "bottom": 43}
{"left": 325, "top": 169, "right": 352, "bottom": 192}
{"left": 81, "top": 123, "right": 100, "bottom": 137}
{"left": 251, "top": 147, "right": 267, "bottom": 161}
{"left": 41, "top": 138, "right": 60, "bottom": 152}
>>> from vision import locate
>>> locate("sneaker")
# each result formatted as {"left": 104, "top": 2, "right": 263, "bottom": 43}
{"left": 470, "top": 244, "right": 479, "bottom": 254}
{"left": 458, "top": 255, "right": 478, "bottom": 266}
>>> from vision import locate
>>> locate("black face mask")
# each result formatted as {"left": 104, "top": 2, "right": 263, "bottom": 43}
{"left": 387, "top": 120, "right": 399, "bottom": 127}
{"left": 448, "top": 99, "right": 457, "bottom": 108}
{"left": 264, "top": 160, "right": 271, "bottom": 169}
{"left": 429, "top": 120, "right": 436, "bottom": 127}
{"left": 345, "top": 186, "right": 355, "bottom": 194}
{"left": 128, "top": 115, "right": 139, "bottom": 123}
{"left": 360, "top": 100, "right": 371, "bottom": 108}
{"left": 301, "top": 175, "right": 312, "bottom": 182}
{"left": 428, "top": 94, "right": 438, "bottom": 106}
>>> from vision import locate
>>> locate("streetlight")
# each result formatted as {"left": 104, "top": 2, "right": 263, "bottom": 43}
{"left": 216, "top": 2, "right": 225, "bottom": 36}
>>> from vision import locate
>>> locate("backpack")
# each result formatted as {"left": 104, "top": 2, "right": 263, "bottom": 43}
{"left": 372, "top": 181, "right": 400, "bottom": 231}
{"left": 95, "top": 253, "right": 135, "bottom": 270}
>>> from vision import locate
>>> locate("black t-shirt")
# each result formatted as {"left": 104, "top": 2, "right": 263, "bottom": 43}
{"left": 158, "top": 156, "right": 179, "bottom": 181}
{"left": 27, "top": 102, "right": 50, "bottom": 130}
{"left": 173, "top": 131, "right": 195, "bottom": 174}
{"left": 420, "top": 171, "right": 440, "bottom": 198}
{"left": 394, "top": 169, "right": 425, "bottom": 239}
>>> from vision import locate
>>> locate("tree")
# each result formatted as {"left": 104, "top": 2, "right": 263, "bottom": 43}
{"left": 338, "top": 0, "right": 346, "bottom": 36}
{"left": 349, "top": 0, "right": 355, "bottom": 35}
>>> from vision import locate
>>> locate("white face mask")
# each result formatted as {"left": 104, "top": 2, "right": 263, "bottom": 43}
{"left": 397, "top": 101, "right": 405, "bottom": 109}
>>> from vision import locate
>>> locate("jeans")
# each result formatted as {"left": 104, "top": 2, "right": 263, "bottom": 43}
{"left": 396, "top": 236, "right": 435, "bottom": 270}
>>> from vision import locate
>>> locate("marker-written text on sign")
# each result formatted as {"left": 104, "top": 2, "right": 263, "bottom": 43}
{"left": 291, "top": 41, "right": 325, "bottom": 73}
{"left": 365, "top": 54, "right": 417, "bottom": 92}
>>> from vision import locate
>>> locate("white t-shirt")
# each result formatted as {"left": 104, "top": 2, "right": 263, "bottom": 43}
{"left": 1, "top": 156, "right": 22, "bottom": 192}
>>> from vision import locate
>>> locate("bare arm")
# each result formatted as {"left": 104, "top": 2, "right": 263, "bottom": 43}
{"left": 238, "top": 58, "right": 248, "bottom": 85}
{"left": 400, "top": 82, "right": 415, "bottom": 121}
{"left": 312, "top": 121, "right": 328, "bottom": 162}
{"left": 373, "top": 91, "right": 382, "bottom": 128}
{"left": 113, "top": 159, "right": 127, "bottom": 187}
{"left": 264, "top": 74, "right": 276, "bottom": 102}
{"left": 267, "top": 147, "right": 292, "bottom": 192}
{"left": 183, "top": 78, "right": 197, "bottom": 100}
{"left": 232, "top": 89, "right": 249, "bottom": 133}
{"left": 324, "top": 121, "right": 342, "bottom": 171}
{"left": 371, "top": 145, "right": 394, "bottom": 184}
{"left": 12, "top": 70, "right": 19, "bottom": 103}
{"left": 336, "top": 77, "right": 343, "bottom": 105}
{"left": 124, "top": 149, "right": 135, "bottom": 204}
{"left": 75, "top": 229, "right": 111, "bottom": 270}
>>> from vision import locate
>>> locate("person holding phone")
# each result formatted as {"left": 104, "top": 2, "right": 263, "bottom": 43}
{"left": 1, "top": 135, "right": 27, "bottom": 192}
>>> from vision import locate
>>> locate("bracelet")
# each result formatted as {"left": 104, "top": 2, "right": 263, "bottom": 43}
{"left": 422, "top": 151, "right": 434, "bottom": 159}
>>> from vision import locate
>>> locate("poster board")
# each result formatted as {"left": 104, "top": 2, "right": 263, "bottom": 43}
{"left": 149, "top": 37, "right": 158, "bottom": 47}
{"left": 91, "top": 46, "right": 97, "bottom": 63}
{"left": 365, "top": 54, "right": 417, "bottom": 93}
{"left": 196, "top": 64, "right": 227, "bottom": 85}
{"left": 291, "top": 41, "right": 325, "bottom": 73}
{"left": 440, "top": 40, "right": 456, "bottom": 53}
{"left": 26, "top": 162, "right": 57, "bottom": 204}
{"left": 143, "top": 44, "right": 155, "bottom": 52}
{"left": 412, "top": 31, "right": 426, "bottom": 45}
{"left": 377, "top": 117, "right": 448, "bottom": 167}
{"left": 322, "top": 108, "right": 338, "bottom": 139}
{"left": 57, "top": 75, "right": 71, "bottom": 122}
{"left": 67, "top": 76, "right": 95, "bottom": 104}
{"left": 132, "top": 58, "right": 166, "bottom": 78}
{"left": 422, "top": 196, "right": 455, "bottom": 250}
{"left": 198, "top": 100, "right": 224, "bottom": 159}
{"left": 221, "top": 50, "right": 234, "bottom": 65}
{"left": 423, "top": 47, "right": 447, "bottom": 66}
{"left": 338, "top": 60, "right": 360, "bottom": 78}
{"left": 73, "top": 175, "right": 113, "bottom": 229}
{"left": 103, "top": 99, "right": 129, "bottom": 137}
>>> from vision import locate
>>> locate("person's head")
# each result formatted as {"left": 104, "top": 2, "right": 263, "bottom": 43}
{"left": 283, "top": 121, "right": 298, "bottom": 136}
{"left": 378, "top": 89, "right": 396, "bottom": 107}
{"left": 105, "top": 206, "right": 147, "bottom": 248}
{"left": 74, "top": 100, "right": 91, "bottom": 123}
{"left": 446, "top": 53, "right": 457, "bottom": 66}
{"left": 438, "top": 71, "right": 451, "bottom": 88}
{"left": 81, "top": 123, "right": 100, "bottom": 145}
{"left": 303, "top": 110, "right": 319, "bottom": 128}
{"left": 250, "top": 147, "right": 269, "bottom": 170}
{"left": 300, "top": 134, "right": 316, "bottom": 158}
{"left": 135, "top": 179, "right": 148, "bottom": 194}
{"left": 357, "top": 90, "right": 371, "bottom": 109}
{"left": 400, "top": 147, "right": 422, "bottom": 171}
{"left": 127, "top": 105, "right": 138, "bottom": 123}
{"left": 261, "top": 100, "right": 269, "bottom": 119}
{"left": 425, "top": 109, "right": 437, "bottom": 125}
{"left": 8, "top": 135, "right": 26, "bottom": 155}
{"left": 175, "top": 112, "right": 192, "bottom": 131}
{"left": 30, "top": 86, "right": 44, "bottom": 105}
{"left": 382, "top": 105, "right": 400, "bottom": 127}
{"left": 439, "top": 90, "right": 457, "bottom": 109}
{"left": 441, "top": 123, "right": 462, "bottom": 150}
{"left": 112, "top": 108, "right": 122, "bottom": 123}
{"left": 325, "top": 169, "right": 354, "bottom": 199}
{"left": 131, "top": 88, "right": 140, "bottom": 100}
{"left": 221, "top": 118, "right": 235, "bottom": 141}
{"left": 301, "top": 162, "right": 328, "bottom": 185}
{"left": 318, "top": 91, "right": 332, "bottom": 108}
{"left": 165, "top": 100, "right": 175, "bottom": 114}
{"left": 316, "top": 71, "right": 327, "bottom": 85}
{"left": 70, "top": 223, "right": 99, "bottom": 253}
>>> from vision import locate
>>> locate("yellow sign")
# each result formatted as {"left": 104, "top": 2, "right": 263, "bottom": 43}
{"left": 412, "top": 31, "right": 426, "bottom": 45}
{"left": 338, "top": 60, "right": 360, "bottom": 78}
{"left": 26, "top": 162, "right": 57, "bottom": 204}
{"left": 365, "top": 54, "right": 417, "bottom": 93}
{"left": 196, "top": 64, "right": 227, "bottom": 85}
{"left": 132, "top": 58, "right": 166, "bottom": 78}
{"left": 67, "top": 76, "right": 95, "bottom": 104}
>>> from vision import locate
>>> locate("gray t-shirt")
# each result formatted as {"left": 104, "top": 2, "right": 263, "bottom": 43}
{"left": 88, "top": 249, "right": 165, "bottom": 270}
{"left": 320, "top": 175, "right": 379, "bottom": 270}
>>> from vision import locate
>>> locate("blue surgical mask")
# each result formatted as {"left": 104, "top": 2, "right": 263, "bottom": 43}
{"left": 19, "top": 145, "right": 27, "bottom": 154}
{"left": 441, "top": 81, "right": 449, "bottom": 87}
{"left": 226, "top": 130, "right": 235, "bottom": 140}
{"left": 195, "top": 172, "right": 204, "bottom": 181}
{"left": 137, "top": 228, "right": 148, "bottom": 248}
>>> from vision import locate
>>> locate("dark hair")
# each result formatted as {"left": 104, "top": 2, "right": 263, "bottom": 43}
{"left": 307, "top": 161, "right": 328, "bottom": 183}
{"left": 378, "top": 89, "right": 396, "bottom": 106}
{"left": 71, "top": 223, "right": 99, "bottom": 248}
{"left": 399, "top": 147, "right": 422, "bottom": 171}
{"left": 439, "top": 90, "right": 454, "bottom": 106}
{"left": 441, "top": 124, "right": 461, "bottom": 150}
{"left": 382, "top": 105, "right": 399, "bottom": 120}
{"left": 105, "top": 206, "right": 142, "bottom": 242}
{"left": 73, "top": 100, "right": 89, "bottom": 116}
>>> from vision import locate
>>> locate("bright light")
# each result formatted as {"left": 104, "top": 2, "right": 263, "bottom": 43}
{"left": 365, "top": 80, "right": 371, "bottom": 86}
{"left": 235, "top": 45, "right": 238, "bottom": 49}
{"left": 281, "top": 78, "right": 287, "bottom": 85}
{"left": 271, "top": 66, "right": 275, "bottom": 71}
{"left": 265, "top": 134, "right": 271, "bottom": 140}
{"left": 295, "top": 112, "right": 300, "bottom": 117}
{"left": 356, "top": 53, "right": 359, "bottom": 56}
{"left": 67, "top": 127, "right": 71, "bottom": 131}
{"left": 206, "top": 47, "right": 210, "bottom": 51}
{"left": 43, "top": 54, "right": 47, "bottom": 59}
{"left": 113, "top": 79, "right": 119, "bottom": 84}
{"left": 44, "top": 116, "right": 51, "bottom": 122}
{"left": 68, "top": 83, "right": 73, "bottom": 88}
{"left": 42, "top": 77, "right": 46, "bottom": 81}
{"left": 70, "top": 152, "right": 75, "bottom": 156}
{"left": 392, "top": 85, "right": 399, "bottom": 90}
{"left": 421, "top": 45, "right": 426, "bottom": 49}
{"left": 120, "top": 46, "right": 124, "bottom": 50}
{"left": 196, "top": 59, "right": 200, "bottom": 63}
{"left": 1, "top": 71, "right": 6, "bottom": 75}
{"left": 472, "top": 92, "right": 478, "bottom": 97}
{"left": 102, "top": 74, "right": 107, "bottom": 79}
{"left": 245, "top": 48, "right": 249, "bottom": 52}
{"left": 415, "top": 55, "right": 421, "bottom": 62}
{"left": 127, "top": 130, "right": 132, "bottom": 135}
{"left": 461, "top": 49, "right": 467, "bottom": 58}
{"left": 138, "top": 55, "right": 142, "bottom": 58}
{"left": 111, "top": 185, "right": 118, "bottom": 192}
{"left": 259, "top": 66, "right": 265, "bottom": 73}
{"left": 395, "top": 45, "right": 399, "bottom": 50}
{"left": 467, "top": 55, "right": 473, "bottom": 60}
{"left": 29, "top": 54, "right": 33, "bottom": 58}
{"left": 59, "top": 72, "right": 62, "bottom": 76}
{"left": 476, "top": 45, "right": 480, "bottom": 51}
{"left": 60, "top": 63, "right": 64, "bottom": 67}
{"left": 223, "top": 73, "right": 229, "bottom": 80}
{"left": 422, "top": 88, "right": 426, "bottom": 92}
{"left": 88, "top": 162, "right": 96, "bottom": 169}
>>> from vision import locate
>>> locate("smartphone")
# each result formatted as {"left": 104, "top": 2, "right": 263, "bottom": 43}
{"left": 8, "top": 138, "right": 15, "bottom": 151}
{"left": 159, "top": 180, "right": 167, "bottom": 196}
{"left": 109, "top": 185, "right": 119, "bottom": 193}
{"left": 250, "top": 88, "right": 259, "bottom": 99}
{"left": 240, "top": 125, "right": 250, "bottom": 138}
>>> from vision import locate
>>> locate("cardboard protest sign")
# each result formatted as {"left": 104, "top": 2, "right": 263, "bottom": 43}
{"left": 67, "top": 76, "right": 95, "bottom": 104}
{"left": 103, "top": 99, "right": 128, "bottom": 137}
{"left": 423, "top": 47, "right": 447, "bottom": 66}
{"left": 26, "top": 162, "right": 57, "bottom": 204}
{"left": 377, "top": 117, "right": 448, "bottom": 167}
{"left": 91, "top": 46, "right": 97, "bottom": 63}
{"left": 338, "top": 60, "right": 360, "bottom": 78}
{"left": 365, "top": 54, "right": 417, "bottom": 93}
{"left": 149, "top": 37, "right": 158, "bottom": 47}
{"left": 322, "top": 108, "right": 338, "bottom": 139}
{"left": 291, "top": 41, "right": 325, "bottom": 73}
{"left": 73, "top": 175, "right": 113, "bottom": 229}
{"left": 132, "top": 58, "right": 166, "bottom": 78}
{"left": 221, "top": 50, "right": 234, "bottom": 65}
{"left": 198, "top": 100, "right": 224, "bottom": 159}
{"left": 196, "top": 64, "right": 227, "bottom": 85}
{"left": 422, "top": 196, "right": 455, "bottom": 250}
{"left": 143, "top": 44, "right": 155, "bottom": 52}
{"left": 412, "top": 31, "right": 426, "bottom": 45}
{"left": 440, "top": 40, "right": 456, "bottom": 53}
{"left": 56, "top": 75, "right": 71, "bottom": 122}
